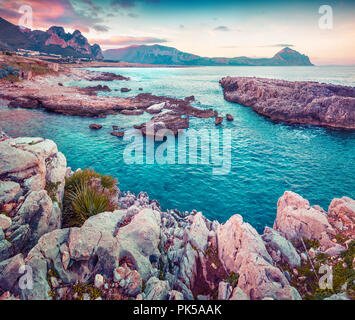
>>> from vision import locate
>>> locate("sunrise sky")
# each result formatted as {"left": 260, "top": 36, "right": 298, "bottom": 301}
{"left": 0, "top": 0, "right": 354, "bottom": 65}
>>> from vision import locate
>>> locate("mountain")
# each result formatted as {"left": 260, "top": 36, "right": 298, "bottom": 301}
{"left": 103, "top": 44, "right": 313, "bottom": 66}
{"left": 0, "top": 17, "right": 103, "bottom": 60}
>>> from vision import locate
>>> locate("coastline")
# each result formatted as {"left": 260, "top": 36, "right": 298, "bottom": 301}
{"left": 0, "top": 135, "right": 354, "bottom": 300}
{"left": 220, "top": 76, "right": 355, "bottom": 130}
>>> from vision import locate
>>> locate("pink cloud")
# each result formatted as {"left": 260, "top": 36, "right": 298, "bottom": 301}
{"left": 0, "top": 0, "right": 102, "bottom": 33}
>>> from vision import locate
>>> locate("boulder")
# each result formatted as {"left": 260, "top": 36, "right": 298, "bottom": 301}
{"left": 144, "top": 277, "right": 170, "bottom": 300}
{"left": 274, "top": 191, "right": 336, "bottom": 249}
{"left": 215, "top": 117, "right": 223, "bottom": 125}
{"left": 10, "top": 190, "right": 60, "bottom": 254}
{"left": 21, "top": 226, "right": 121, "bottom": 299}
{"left": 0, "top": 240, "right": 12, "bottom": 262}
{"left": 89, "top": 124, "right": 102, "bottom": 130}
{"left": 262, "top": 227, "right": 301, "bottom": 268}
{"left": 0, "top": 140, "right": 39, "bottom": 178}
{"left": 218, "top": 281, "right": 233, "bottom": 300}
{"left": 0, "top": 254, "right": 25, "bottom": 292}
{"left": 0, "top": 214, "right": 12, "bottom": 231}
{"left": 120, "top": 109, "right": 144, "bottom": 115}
{"left": 45, "top": 152, "right": 67, "bottom": 203}
{"left": 111, "top": 131, "right": 124, "bottom": 137}
{"left": 216, "top": 214, "right": 301, "bottom": 300}
{"left": 226, "top": 114, "right": 234, "bottom": 121}
{"left": 328, "top": 196, "right": 355, "bottom": 219}
{"left": 0, "top": 181, "right": 21, "bottom": 204}
{"left": 168, "top": 290, "right": 184, "bottom": 300}
{"left": 146, "top": 102, "right": 165, "bottom": 114}
{"left": 184, "top": 212, "right": 209, "bottom": 252}
{"left": 115, "top": 208, "right": 161, "bottom": 281}
{"left": 12, "top": 138, "right": 58, "bottom": 160}
{"left": 113, "top": 265, "right": 142, "bottom": 296}
{"left": 324, "top": 292, "right": 350, "bottom": 300}
{"left": 94, "top": 274, "right": 104, "bottom": 289}
{"left": 230, "top": 287, "right": 249, "bottom": 300}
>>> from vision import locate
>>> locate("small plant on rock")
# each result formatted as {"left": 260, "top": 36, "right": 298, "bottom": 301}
{"left": 62, "top": 168, "right": 119, "bottom": 227}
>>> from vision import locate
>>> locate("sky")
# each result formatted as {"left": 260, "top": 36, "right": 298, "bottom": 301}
{"left": 0, "top": 0, "right": 354, "bottom": 65}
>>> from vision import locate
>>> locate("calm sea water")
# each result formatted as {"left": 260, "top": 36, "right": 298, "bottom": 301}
{"left": 1, "top": 66, "right": 354, "bottom": 232}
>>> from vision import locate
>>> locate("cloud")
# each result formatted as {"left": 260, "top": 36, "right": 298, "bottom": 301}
{"left": 93, "top": 24, "right": 110, "bottom": 32}
{"left": 214, "top": 26, "right": 230, "bottom": 31}
{"left": 90, "top": 35, "right": 168, "bottom": 46}
{"left": 111, "top": 0, "right": 159, "bottom": 8}
{"left": 258, "top": 44, "right": 294, "bottom": 48}
{"left": 0, "top": 0, "right": 103, "bottom": 33}
{"left": 127, "top": 12, "right": 139, "bottom": 18}
{"left": 111, "top": 0, "right": 135, "bottom": 8}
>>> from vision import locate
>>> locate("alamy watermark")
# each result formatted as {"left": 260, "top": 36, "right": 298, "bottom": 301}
{"left": 18, "top": 5, "right": 33, "bottom": 30}
{"left": 319, "top": 5, "right": 333, "bottom": 29}
{"left": 123, "top": 127, "right": 231, "bottom": 175}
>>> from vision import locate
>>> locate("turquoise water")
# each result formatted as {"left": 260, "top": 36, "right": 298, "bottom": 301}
{"left": 1, "top": 66, "right": 354, "bottom": 232}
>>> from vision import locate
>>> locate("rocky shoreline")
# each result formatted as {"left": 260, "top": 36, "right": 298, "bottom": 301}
{"left": 219, "top": 76, "right": 355, "bottom": 130}
{"left": 0, "top": 135, "right": 354, "bottom": 300}
{"left": 0, "top": 61, "right": 221, "bottom": 135}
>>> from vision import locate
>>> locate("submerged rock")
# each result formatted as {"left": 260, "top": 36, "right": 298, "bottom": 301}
{"left": 110, "top": 131, "right": 124, "bottom": 137}
{"left": 89, "top": 124, "right": 102, "bottom": 129}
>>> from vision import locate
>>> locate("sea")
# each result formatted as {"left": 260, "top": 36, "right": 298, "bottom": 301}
{"left": 1, "top": 65, "right": 354, "bottom": 232}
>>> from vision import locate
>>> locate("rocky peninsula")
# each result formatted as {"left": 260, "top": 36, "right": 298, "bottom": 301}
{"left": 0, "top": 134, "right": 354, "bottom": 300}
{"left": 0, "top": 53, "right": 219, "bottom": 135}
{"left": 219, "top": 76, "right": 355, "bottom": 130}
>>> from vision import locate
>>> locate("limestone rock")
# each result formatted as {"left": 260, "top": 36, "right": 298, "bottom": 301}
{"left": 0, "top": 140, "right": 39, "bottom": 178}
{"left": 262, "top": 226, "right": 301, "bottom": 267}
{"left": 113, "top": 265, "right": 142, "bottom": 296}
{"left": 94, "top": 274, "right": 104, "bottom": 289}
{"left": 184, "top": 212, "right": 209, "bottom": 252}
{"left": 144, "top": 277, "right": 170, "bottom": 300}
{"left": 219, "top": 76, "right": 355, "bottom": 130}
{"left": 0, "top": 214, "right": 12, "bottom": 231}
{"left": 115, "top": 208, "right": 161, "bottom": 281}
{"left": 45, "top": 152, "right": 67, "bottom": 203}
{"left": 324, "top": 292, "right": 350, "bottom": 300}
{"left": 274, "top": 191, "right": 335, "bottom": 248}
{"left": 217, "top": 214, "right": 301, "bottom": 300}
{"left": 0, "top": 254, "right": 25, "bottom": 292}
{"left": 0, "top": 239, "right": 12, "bottom": 262}
{"left": 0, "top": 181, "right": 21, "bottom": 204}
{"left": 11, "top": 190, "right": 60, "bottom": 253}
{"left": 146, "top": 102, "right": 165, "bottom": 114}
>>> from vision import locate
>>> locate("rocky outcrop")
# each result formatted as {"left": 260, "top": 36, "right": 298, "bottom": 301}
{"left": 0, "top": 136, "right": 66, "bottom": 265}
{"left": 216, "top": 215, "right": 301, "bottom": 300}
{"left": 219, "top": 77, "right": 355, "bottom": 129}
{"left": 274, "top": 191, "right": 338, "bottom": 249}
{"left": 0, "top": 135, "right": 354, "bottom": 300}
{"left": 0, "top": 17, "right": 103, "bottom": 60}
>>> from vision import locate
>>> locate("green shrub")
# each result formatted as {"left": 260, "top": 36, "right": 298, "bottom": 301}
{"left": 62, "top": 168, "right": 118, "bottom": 227}
{"left": 68, "top": 182, "right": 110, "bottom": 222}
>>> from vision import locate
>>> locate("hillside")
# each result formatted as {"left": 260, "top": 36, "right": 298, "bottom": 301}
{"left": 103, "top": 44, "right": 313, "bottom": 66}
{"left": 0, "top": 17, "right": 103, "bottom": 60}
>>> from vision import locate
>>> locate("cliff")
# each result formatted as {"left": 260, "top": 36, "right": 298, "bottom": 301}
{"left": 0, "top": 135, "right": 354, "bottom": 300}
{"left": 219, "top": 76, "right": 355, "bottom": 130}
{"left": 0, "top": 17, "right": 103, "bottom": 60}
